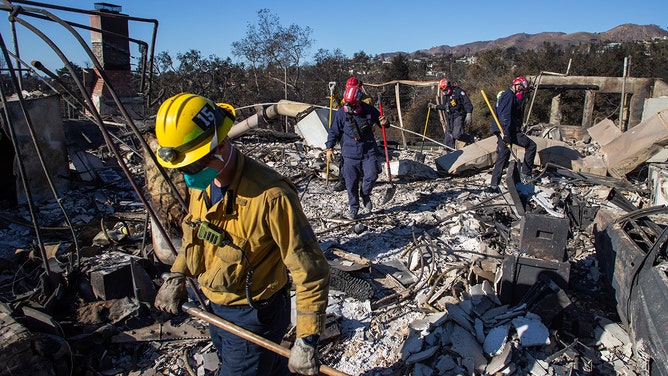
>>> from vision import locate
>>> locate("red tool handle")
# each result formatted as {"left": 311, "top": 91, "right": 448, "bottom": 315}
{"left": 379, "top": 101, "right": 392, "bottom": 182}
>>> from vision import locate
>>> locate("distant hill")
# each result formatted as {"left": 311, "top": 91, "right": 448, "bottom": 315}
{"left": 414, "top": 24, "right": 668, "bottom": 57}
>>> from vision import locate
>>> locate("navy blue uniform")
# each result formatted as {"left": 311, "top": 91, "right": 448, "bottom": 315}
{"left": 434, "top": 86, "right": 474, "bottom": 149}
{"left": 326, "top": 102, "right": 382, "bottom": 214}
{"left": 490, "top": 88, "right": 536, "bottom": 188}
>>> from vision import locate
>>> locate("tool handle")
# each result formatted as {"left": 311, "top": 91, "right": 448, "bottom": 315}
{"left": 377, "top": 92, "right": 383, "bottom": 115}
{"left": 381, "top": 125, "right": 392, "bottom": 182}
{"left": 480, "top": 89, "right": 505, "bottom": 139}
{"left": 481, "top": 90, "right": 519, "bottom": 161}
{"left": 182, "top": 302, "right": 351, "bottom": 376}
{"left": 377, "top": 94, "right": 392, "bottom": 181}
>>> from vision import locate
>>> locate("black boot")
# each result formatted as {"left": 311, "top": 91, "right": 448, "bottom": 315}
{"left": 333, "top": 180, "right": 346, "bottom": 192}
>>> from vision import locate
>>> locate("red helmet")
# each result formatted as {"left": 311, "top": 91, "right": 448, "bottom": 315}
{"left": 345, "top": 77, "right": 361, "bottom": 89}
{"left": 343, "top": 85, "right": 363, "bottom": 106}
{"left": 512, "top": 76, "right": 530, "bottom": 91}
{"left": 438, "top": 78, "right": 450, "bottom": 90}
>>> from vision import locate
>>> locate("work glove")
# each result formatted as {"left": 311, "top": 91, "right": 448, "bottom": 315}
{"left": 288, "top": 337, "right": 319, "bottom": 375}
{"left": 325, "top": 149, "right": 333, "bottom": 163}
{"left": 428, "top": 102, "right": 437, "bottom": 110}
{"left": 502, "top": 134, "right": 512, "bottom": 145}
{"left": 154, "top": 272, "right": 187, "bottom": 315}
{"left": 379, "top": 115, "right": 388, "bottom": 127}
{"left": 465, "top": 113, "right": 472, "bottom": 126}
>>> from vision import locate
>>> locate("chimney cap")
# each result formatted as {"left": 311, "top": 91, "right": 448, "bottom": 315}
{"left": 94, "top": 3, "right": 122, "bottom": 13}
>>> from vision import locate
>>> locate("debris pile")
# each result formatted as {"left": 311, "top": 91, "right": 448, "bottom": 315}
{"left": 0, "top": 114, "right": 666, "bottom": 375}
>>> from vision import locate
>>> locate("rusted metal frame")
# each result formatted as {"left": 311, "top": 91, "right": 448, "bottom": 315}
{"left": 0, "top": 33, "right": 82, "bottom": 272}
{"left": 0, "top": 35, "right": 53, "bottom": 280}
{"left": 11, "top": 9, "right": 150, "bottom": 73}
{"left": 31, "top": 11, "right": 151, "bottom": 96}
{"left": 7, "top": 3, "right": 188, "bottom": 212}
{"left": 9, "top": 10, "right": 207, "bottom": 309}
{"left": 8, "top": 0, "right": 159, "bottom": 101}
{"left": 2, "top": 48, "right": 92, "bottom": 123}
{"left": 8, "top": 6, "right": 22, "bottom": 89}
{"left": 4, "top": 56, "right": 92, "bottom": 116}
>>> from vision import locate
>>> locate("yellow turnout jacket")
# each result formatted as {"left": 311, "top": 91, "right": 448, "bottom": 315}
{"left": 171, "top": 151, "right": 330, "bottom": 337}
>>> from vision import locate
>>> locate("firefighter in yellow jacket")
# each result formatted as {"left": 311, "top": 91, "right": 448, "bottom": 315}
{"left": 152, "top": 93, "right": 330, "bottom": 376}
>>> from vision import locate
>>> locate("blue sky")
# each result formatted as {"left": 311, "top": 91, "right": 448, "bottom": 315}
{"left": 1, "top": 0, "right": 667, "bottom": 71}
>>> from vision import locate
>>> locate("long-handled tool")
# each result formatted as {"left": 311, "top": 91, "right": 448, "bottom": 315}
{"left": 421, "top": 106, "right": 431, "bottom": 152}
{"left": 377, "top": 93, "right": 396, "bottom": 204}
{"left": 183, "top": 302, "right": 350, "bottom": 376}
{"left": 480, "top": 89, "right": 519, "bottom": 162}
{"left": 378, "top": 93, "right": 392, "bottom": 182}
{"left": 326, "top": 81, "right": 336, "bottom": 188}
{"left": 415, "top": 105, "right": 431, "bottom": 162}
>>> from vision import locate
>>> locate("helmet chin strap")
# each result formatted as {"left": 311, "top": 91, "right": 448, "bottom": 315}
{"left": 214, "top": 140, "right": 234, "bottom": 171}
{"left": 211, "top": 138, "right": 234, "bottom": 183}
{"left": 210, "top": 124, "right": 220, "bottom": 153}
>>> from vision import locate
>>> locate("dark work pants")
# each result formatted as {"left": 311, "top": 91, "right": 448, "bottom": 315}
{"left": 337, "top": 157, "right": 345, "bottom": 185}
{"left": 209, "top": 288, "right": 291, "bottom": 376}
{"left": 343, "top": 155, "right": 380, "bottom": 212}
{"left": 444, "top": 114, "right": 464, "bottom": 149}
{"left": 445, "top": 114, "right": 474, "bottom": 149}
{"left": 490, "top": 133, "right": 537, "bottom": 188}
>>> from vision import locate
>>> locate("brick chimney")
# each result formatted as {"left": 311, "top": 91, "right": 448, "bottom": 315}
{"left": 88, "top": 3, "right": 143, "bottom": 117}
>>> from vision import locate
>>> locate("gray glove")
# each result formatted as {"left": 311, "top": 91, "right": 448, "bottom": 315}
{"left": 288, "top": 337, "right": 319, "bottom": 375}
{"left": 154, "top": 272, "right": 187, "bottom": 314}
{"left": 428, "top": 102, "right": 437, "bottom": 110}
{"left": 465, "top": 113, "right": 472, "bottom": 126}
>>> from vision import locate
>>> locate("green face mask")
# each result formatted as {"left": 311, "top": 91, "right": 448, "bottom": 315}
{"left": 183, "top": 167, "right": 219, "bottom": 190}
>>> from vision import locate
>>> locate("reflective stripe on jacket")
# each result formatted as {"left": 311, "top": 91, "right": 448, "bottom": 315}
{"left": 171, "top": 151, "right": 330, "bottom": 337}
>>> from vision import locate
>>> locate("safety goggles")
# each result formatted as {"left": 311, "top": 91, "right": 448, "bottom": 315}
{"left": 176, "top": 155, "right": 213, "bottom": 175}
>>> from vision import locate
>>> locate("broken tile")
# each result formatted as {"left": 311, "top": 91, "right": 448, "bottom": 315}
{"left": 512, "top": 313, "right": 551, "bottom": 347}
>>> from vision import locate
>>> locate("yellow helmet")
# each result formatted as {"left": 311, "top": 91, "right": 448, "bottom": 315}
{"left": 154, "top": 93, "right": 236, "bottom": 168}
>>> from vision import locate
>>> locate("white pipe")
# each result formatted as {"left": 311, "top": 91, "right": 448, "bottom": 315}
{"left": 228, "top": 100, "right": 313, "bottom": 139}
